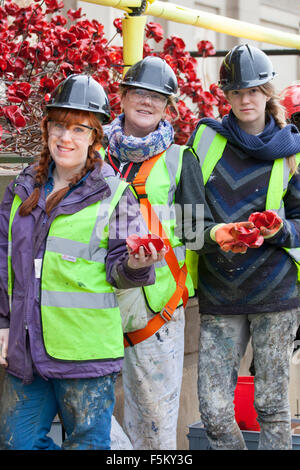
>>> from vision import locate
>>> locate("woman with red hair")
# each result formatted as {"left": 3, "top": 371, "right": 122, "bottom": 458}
{"left": 0, "top": 74, "right": 163, "bottom": 450}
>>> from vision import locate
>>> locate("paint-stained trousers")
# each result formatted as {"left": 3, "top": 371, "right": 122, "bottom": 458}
{"left": 0, "top": 372, "right": 117, "bottom": 450}
{"left": 111, "top": 306, "right": 185, "bottom": 450}
{"left": 198, "top": 310, "right": 300, "bottom": 450}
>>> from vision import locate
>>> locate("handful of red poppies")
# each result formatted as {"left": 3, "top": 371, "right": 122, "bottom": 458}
{"left": 229, "top": 210, "right": 282, "bottom": 249}
{"left": 126, "top": 234, "right": 168, "bottom": 255}
{"left": 248, "top": 210, "right": 281, "bottom": 230}
{"left": 230, "top": 225, "right": 264, "bottom": 248}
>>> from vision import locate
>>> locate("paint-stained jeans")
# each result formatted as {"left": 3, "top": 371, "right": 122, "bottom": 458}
{"left": 0, "top": 372, "right": 117, "bottom": 450}
{"left": 197, "top": 310, "right": 300, "bottom": 450}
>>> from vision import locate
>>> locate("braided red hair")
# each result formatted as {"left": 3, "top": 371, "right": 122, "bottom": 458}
{"left": 19, "top": 108, "right": 104, "bottom": 216}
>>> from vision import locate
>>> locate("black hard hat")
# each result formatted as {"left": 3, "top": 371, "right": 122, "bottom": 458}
{"left": 219, "top": 44, "right": 277, "bottom": 91}
{"left": 46, "top": 74, "right": 111, "bottom": 124}
{"left": 121, "top": 56, "right": 178, "bottom": 96}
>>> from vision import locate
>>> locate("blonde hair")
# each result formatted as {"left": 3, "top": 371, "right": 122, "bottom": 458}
{"left": 258, "top": 82, "right": 297, "bottom": 174}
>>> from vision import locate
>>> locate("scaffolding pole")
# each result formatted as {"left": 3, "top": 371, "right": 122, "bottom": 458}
{"left": 122, "top": 15, "right": 147, "bottom": 74}
{"left": 80, "top": 0, "right": 300, "bottom": 50}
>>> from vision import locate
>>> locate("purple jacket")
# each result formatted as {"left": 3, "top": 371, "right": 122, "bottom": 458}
{"left": 0, "top": 161, "right": 155, "bottom": 383}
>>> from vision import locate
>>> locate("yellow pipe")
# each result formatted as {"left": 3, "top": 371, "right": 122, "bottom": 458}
{"left": 80, "top": 0, "right": 300, "bottom": 50}
{"left": 80, "top": 0, "right": 140, "bottom": 10}
{"left": 122, "top": 15, "right": 146, "bottom": 75}
{"left": 145, "top": 1, "right": 300, "bottom": 49}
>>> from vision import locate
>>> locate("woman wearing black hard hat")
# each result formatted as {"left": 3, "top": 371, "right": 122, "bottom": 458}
{"left": 0, "top": 74, "right": 164, "bottom": 450}
{"left": 188, "top": 44, "right": 300, "bottom": 450}
{"left": 105, "top": 56, "right": 249, "bottom": 450}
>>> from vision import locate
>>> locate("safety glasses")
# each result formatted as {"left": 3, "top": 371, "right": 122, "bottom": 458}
{"left": 48, "top": 121, "right": 94, "bottom": 140}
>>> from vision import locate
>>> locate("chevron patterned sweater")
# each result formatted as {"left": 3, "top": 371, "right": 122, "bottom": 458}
{"left": 197, "top": 142, "right": 300, "bottom": 315}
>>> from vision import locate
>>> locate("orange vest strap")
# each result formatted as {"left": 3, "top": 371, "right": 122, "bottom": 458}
{"left": 124, "top": 152, "right": 188, "bottom": 348}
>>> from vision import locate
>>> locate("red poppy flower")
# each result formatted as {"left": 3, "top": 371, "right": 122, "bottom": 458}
{"left": 107, "top": 47, "right": 123, "bottom": 69}
{"left": 141, "top": 44, "right": 152, "bottom": 58}
{"left": 177, "top": 54, "right": 197, "bottom": 76}
{"left": 90, "top": 20, "right": 104, "bottom": 37}
{"left": 145, "top": 22, "right": 164, "bottom": 43}
{"left": 67, "top": 8, "right": 84, "bottom": 21}
{"left": 66, "top": 49, "right": 82, "bottom": 66}
{"left": 197, "top": 40, "right": 215, "bottom": 57}
{"left": 60, "top": 31, "right": 77, "bottom": 47}
{"left": 15, "top": 5, "right": 44, "bottom": 29}
{"left": 51, "top": 15, "right": 67, "bottom": 26}
{"left": 161, "top": 54, "right": 177, "bottom": 71}
{"left": 175, "top": 101, "right": 198, "bottom": 130}
{"left": 163, "top": 36, "right": 185, "bottom": 56}
{"left": 0, "top": 17, "right": 8, "bottom": 34}
{"left": 248, "top": 210, "right": 281, "bottom": 230}
{"left": 199, "top": 91, "right": 218, "bottom": 106}
{"left": 176, "top": 100, "right": 191, "bottom": 119}
{"left": 230, "top": 226, "right": 264, "bottom": 248}
{"left": 45, "top": 0, "right": 64, "bottom": 13}
{"left": 39, "top": 76, "right": 56, "bottom": 92}
{"left": 69, "top": 24, "right": 90, "bottom": 40}
{"left": 37, "top": 42, "right": 53, "bottom": 61}
{"left": 199, "top": 104, "right": 215, "bottom": 119}
{"left": 181, "top": 81, "right": 203, "bottom": 97}
{"left": 60, "top": 62, "right": 75, "bottom": 77}
{"left": 2, "top": 105, "right": 27, "bottom": 128}
{"left": 0, "top": 57, "right": 7, "bottom": 71}
{"left": 5, "top": 2, "right": 20, "bottom": 16}
{"left": 218, "top": 103, "right": 231, "bottom": 117}
{"left": 126, "top": 234, "right": 167, "bottom": 255}
{"left": 113, "top": 18, "right": 123, "bottom": 35}
{"left": 0, "top": 6, "right": 6, "bottom": 20}
{"left": 29, "top": 19, "right": 50, "bottom": 36}
{"left": 82, "top": 48, "right": 107, "bottom": 66}
{"left": 7, "top": 82, "right": 31, "bottom": 103}
{"left": 209, "top": 82, "right": 227, "bottom": 103}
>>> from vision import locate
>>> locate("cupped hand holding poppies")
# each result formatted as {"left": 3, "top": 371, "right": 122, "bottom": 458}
{"left": 213, "top": 221, "right": 263, "bottom": 254}
{"left": 126, "top": 234, "right": 167, "bottom": 269}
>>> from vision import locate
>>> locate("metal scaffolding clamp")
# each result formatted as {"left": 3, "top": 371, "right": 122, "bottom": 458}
{"left": 128, "top": 0, "right": 147, "bottom": 16}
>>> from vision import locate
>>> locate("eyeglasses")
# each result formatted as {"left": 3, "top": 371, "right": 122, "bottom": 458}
{"left": 48, "top": 121, "right": 94, "bottom": 140}
{"left": 127, "top": 88, "right": 167, "bottom": 106}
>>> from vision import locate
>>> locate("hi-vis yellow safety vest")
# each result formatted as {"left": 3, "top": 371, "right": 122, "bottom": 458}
{"left": 104, "top": 144, "right": 195, "bottom": 313}
{"left": 8, "top": 177, "right": 129, "bottom": 362}
{"left": 133, "top": 145, "right": 194, "bottom": 313}
{"left": 186, "top": 124, "right": 300, "bottom": 287}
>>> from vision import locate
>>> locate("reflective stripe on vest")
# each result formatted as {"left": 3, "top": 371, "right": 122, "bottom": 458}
{"left": 8, "top": 177, "right": 128, "bottom": 361}
{"left": 8, "top": 194, "right": 22, "bottom": 311}
{"left": 190, "top": 123, "right": 300, "bottom": 281}
{"left": 139, "top": 144, "right": 194, "bottom": 312}
{"left": 267, "top": 155, "right": 300, "bottom": 274}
